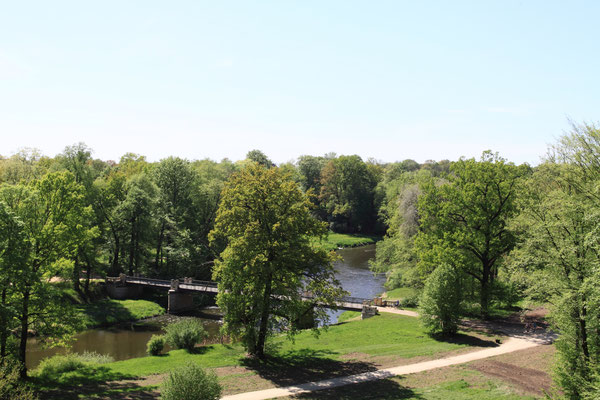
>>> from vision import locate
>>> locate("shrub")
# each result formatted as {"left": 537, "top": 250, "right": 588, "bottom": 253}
{"left": 33, "top": 351, "right": 114, "bottom": 381}
{"left": 160, "top": 363, "right": 222, "bottom": 400}
{"left": 399, "top": 292, "right": 420, "bottom": 308}
{"left": 419, "top": 264, "right": 462, "bottom": 335}
{"left": 164, "top": 319, "right": 207, "bottom": 352}
{"left": 34, "top": 354, "right": 85, "bottom": 380}
{"left": 146, "top": 334, "right": 166, "bottom": 356}
{"left": 0, "top": 359, "right": 38, "bottom": 400}
{"left": 77, "top": 351, "right": 114, "bottom": 364}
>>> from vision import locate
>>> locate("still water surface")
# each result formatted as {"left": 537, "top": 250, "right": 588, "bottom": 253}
{"left": 27, "top": 244, "right": 384, "bottom": 368}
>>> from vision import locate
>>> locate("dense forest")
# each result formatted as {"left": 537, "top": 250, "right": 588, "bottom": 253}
{"left": 1, "top": 122, "right": 600, "bottom": 397}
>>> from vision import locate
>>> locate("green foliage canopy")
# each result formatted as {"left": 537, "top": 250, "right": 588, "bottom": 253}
{"left": 415, "top": 151, "right": 528, "bottom": 318}
{"left": 209, "top": 164, "right": 345, "bottom": 358}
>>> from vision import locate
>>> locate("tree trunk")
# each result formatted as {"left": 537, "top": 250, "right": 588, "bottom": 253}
{"left": 84, "top": 255, "right": 92, "bottom": 298}
{"left": 128, "top": 217, "right": 136, "bottom": 276}
{"left": 72, "top": 254, "right": 83, "bottom": 298}
{"left": 580, "top": 300, "right": 590, "bottom": 362}
{"left": 18, "top": 288, "right": 30, "bottom": 379}
{"left": 154, "top": 222, "right": 165, "bottom": 274}
{"left": 1, "top": 288, "right": 7, "bottom": 359}
{"left": 111, "top": 234, "right": 120, "bottom": 274}
{"left": 255, "top": 273, "right": 272, "bottom": 358}
{"left": 481, "top": 262, "right": 490, "bottom": 319}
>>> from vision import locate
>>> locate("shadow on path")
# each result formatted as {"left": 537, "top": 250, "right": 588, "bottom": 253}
{"left": 288, "top": 376, "right": 422, "bottom": 400}
{"left": 240, "top": 348, "right": 379, "bottom": 387}
{"left": 431, "top": 332, "right": 499, "bottom": 348}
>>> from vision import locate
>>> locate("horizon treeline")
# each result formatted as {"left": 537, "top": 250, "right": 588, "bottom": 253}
{"left": 0, "top": 146, "right": 454, "bottom": 282}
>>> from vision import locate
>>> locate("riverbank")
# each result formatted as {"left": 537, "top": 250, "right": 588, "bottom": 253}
{"left": 33, "top": 313, "right": 505, "bottom": 399}
{"left": 78, "top": 299, "right": 165, "bottom": 329}
{"left": 53, "top": 281, "right": 166, "bottom": 329}
{"left": 317, "top": 232, "right": 381, "bottom": 251}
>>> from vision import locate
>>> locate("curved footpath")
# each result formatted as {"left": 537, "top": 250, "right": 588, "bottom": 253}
{"left": 222, "top": 308, "right": 554, "bottom": 400}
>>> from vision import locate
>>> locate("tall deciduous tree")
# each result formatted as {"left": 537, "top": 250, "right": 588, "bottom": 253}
{"left": 245, "top": 149, "right": 275, "bottom": 168}
{"left": 58, "top": 143, "right": 102, "bottom": 299}
{"left": 416, "top": 151, "right": 527, "bottom": 318}
{"left": 115, "top": 174, "right": 157, "bottom": 276}
{"left": 319, "top": 155, "right": 378, "bottom": 233}
{"left": 511, "top": 123, "right": 600, "bottom": 398}
{"left": 0, "top": 172, "right": 90, "bottom": 377}
{"left": 209, "top": 164, "right": 345, "bottom": 358}
{"left": 0, "top": 203, "right": 28, "bottom": 360}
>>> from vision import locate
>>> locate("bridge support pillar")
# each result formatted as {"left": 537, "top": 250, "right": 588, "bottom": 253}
{"left": 361, "top": 305, "right": 378, "bottom": 320}
{"left": 168, "top": 290, "right": 195, "bottom": 314}
{"left": 106, "top": 282, "right": 143, "bottom": 299}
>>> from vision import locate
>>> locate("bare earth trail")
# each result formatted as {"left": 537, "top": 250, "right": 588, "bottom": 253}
{"left": 221, "top": 308, "right": 554, "bottom": 400}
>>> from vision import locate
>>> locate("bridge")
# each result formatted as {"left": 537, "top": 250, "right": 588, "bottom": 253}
{"left": 106, "top": 275, "right": 374, "bottom": 314}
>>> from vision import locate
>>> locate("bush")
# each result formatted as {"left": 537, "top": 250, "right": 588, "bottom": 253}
{"left": 160, "top": 363, "right": 222, "bottom": 400}
{"left": 419, "top": 264, "right": 462, "bottom": 335}
{"left": 77, "top": 351, "right": 114, "bottom": 364}
{"left": 164, "top": 319, "right": 207, "bottom": 352}
{"left": 34, "top": 354, "right": 85, "bottom": 380}
{"left": 0, "top": 359, "right": 38, "bottom": 400}
{"left": 33, "top": 352, "right": 114, "bottom": 381}
{"left": 147, "top": 334, "right": 166, "bottom": 356}
{"left": 399, "top": 292, "right": 420, "bottom": 308}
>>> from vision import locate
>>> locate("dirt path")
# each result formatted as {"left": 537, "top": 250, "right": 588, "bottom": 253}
{"left": 221, "top": 308, "right": 554, "bottom": 400}
{"left": 221, "top": 333, "right": 552, "bottom": 400}
{"left": 376, "top": 306, "right": 419, "bottom": 317}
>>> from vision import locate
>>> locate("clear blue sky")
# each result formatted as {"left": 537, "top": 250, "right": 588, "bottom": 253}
{"left": 1, "top": 1, "right": 599, "bottom": 165}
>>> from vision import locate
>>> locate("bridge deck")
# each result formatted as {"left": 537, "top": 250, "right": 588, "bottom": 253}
{"left": 107, "top": 275, "right": 368, "bottom": 311}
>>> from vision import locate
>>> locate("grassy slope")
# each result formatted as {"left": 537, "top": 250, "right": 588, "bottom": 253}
{"left": 78, "top": 299, "right": 165, "bottom": 328}
{"left": 382, "top": 287, "right": 417, "bottom": 301}
{"left": 105, "top": 313, "right": 470, "bottom": 377}
{"left": 316, "top": 232, "right": 380, "bottom": 251}
{"left": 53, "top": 281, "right": 165, "bottom": 329}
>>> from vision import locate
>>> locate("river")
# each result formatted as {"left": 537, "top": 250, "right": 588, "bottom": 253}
{"left": 26, "top": 244, "right": 384, "bottom": 369}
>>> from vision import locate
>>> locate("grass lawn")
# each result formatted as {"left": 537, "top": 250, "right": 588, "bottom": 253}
{"left": 316, "top": 232, "right": 381, "bottom": 251}
{"left": 337, "top": 311, "right": 361, "bottom": 323}
{"left": 78, "top": 299, "right": 165, "bottom": 328}
{"left": 34, "top": 313, "right": 504, "bottom": 398}
{"left": 104, "top": 313, "right": 481, "bottom": 378}
{"left": 285, "top": 376, "right": 536, "bottom": 399}
{"left": 272, "top": 313, "right": 476, "bottom": 359}
{"left": 382, "top": 287, "right": 417, "bottom": 301}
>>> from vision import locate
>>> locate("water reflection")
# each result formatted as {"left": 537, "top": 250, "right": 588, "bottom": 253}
{"left": 26, "top": 309, "right": 222, "bottom": 369}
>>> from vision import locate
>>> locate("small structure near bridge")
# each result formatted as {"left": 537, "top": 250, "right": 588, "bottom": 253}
{"left": 361, "top": 305, "right": 379, "bottom": 319}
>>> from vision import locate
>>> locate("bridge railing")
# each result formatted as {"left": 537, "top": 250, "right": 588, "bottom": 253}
{"left": 108, "top": 276, "right": 390, "bottom": 309}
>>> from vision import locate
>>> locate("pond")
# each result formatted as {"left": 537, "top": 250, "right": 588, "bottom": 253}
{"left": 26, "top": 244, "right": 384, "bottom": 368}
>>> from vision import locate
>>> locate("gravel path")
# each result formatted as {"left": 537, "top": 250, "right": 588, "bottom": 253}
{"left": 221, "top": 308, "right": 554, "bottom": 400}
{"left": 376, "top": 307, "right": 419, "bottom": 317}
{"left": 222, "top": 334, "right": 551, "bottom": 400}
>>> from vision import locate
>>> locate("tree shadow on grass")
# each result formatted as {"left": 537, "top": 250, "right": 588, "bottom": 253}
{"left": 240, "top": 348, "right": 380, "bottom": 387}
{"left": 290, "top": 376, "right": 422, "bottom": 400}
{"left": 33, "top": 365, "right": 140, "bottom": 400}
{"left": 430, "top": 332, "right": 499, "bottom": 348}
{"left": 188, "top": 345, "right": 211, "bottom": 355}
{"left": 79, "top": 300, "right": 147, "bottom": 329}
